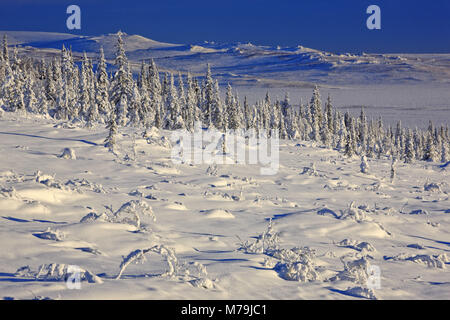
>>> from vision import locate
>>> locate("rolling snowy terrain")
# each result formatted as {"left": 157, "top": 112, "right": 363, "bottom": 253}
{"left": 0, "top": 112, "right": 449, "bottom": 300}
{"left": 3, "top": 30, "right": 450, "bottom": 127}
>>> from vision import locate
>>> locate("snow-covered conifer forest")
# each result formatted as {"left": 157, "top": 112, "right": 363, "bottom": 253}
{"left": 0, "top": 31, "right": 449, "bottom": 300}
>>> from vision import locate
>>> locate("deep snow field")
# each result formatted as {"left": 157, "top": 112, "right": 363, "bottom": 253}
{"left": 0, "top": 112, "right": 449, "bottom": 300}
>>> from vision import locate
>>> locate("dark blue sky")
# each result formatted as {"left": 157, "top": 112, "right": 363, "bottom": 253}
{"left": 0, "top": 0, "right": 449, "bottom": 53}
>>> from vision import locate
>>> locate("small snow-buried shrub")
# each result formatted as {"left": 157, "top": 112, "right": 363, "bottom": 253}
{"left": 59, "top": 148, "right": 76, "bottom": 160}
{"left": 237, "top": 219, "right": 280, "bottom": 254}
{"left": 300, "top": 163, "right": 319, "bottom": 176}
{"left": 272, "top": 247, "right": 321, "bottom": 282}
{"left": 385, "top": 253, "right": 448, "bottom": 269}
{"left": 335, "top": 239, "right": 376, "bottom": 254}
{"left": 34, "top": 171, "right": 65, "bottom": 190}
{"left": 0, "top": 185, "right": 19, "bottom": 198}
{"left": 329, "top": 256, "right": 372, "bottom": 285}
{"left": 14, "top": 263, "right": 103, "bottom": 283}
{"left": 33, "top": 228, "right": 65, "bottom": 241}
{"left": 424, "top": 182, "right": 441, "bottom": 192}
{"left": 179, "top": 261, "right": 215, "bottom": 289}
{"left": 339, "top": 202, "right": 366, "bottom": 222}
{"left": 113, "top": 200, "right": 155, "bottom": 230}
{"left": 342, "top": 286, "right": 377, "bottom": 300}
{"left": 65, "top": 178, "right": 106, "bottom": 193}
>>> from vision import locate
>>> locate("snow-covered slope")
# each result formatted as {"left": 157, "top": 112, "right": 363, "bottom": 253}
{"left": 0, "top": 113, "right": 448, "bottom": 300}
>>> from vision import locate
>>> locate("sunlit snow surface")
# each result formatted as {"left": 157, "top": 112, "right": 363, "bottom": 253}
{"left": 0, "top": 113, "right": 449, "bottom": 300}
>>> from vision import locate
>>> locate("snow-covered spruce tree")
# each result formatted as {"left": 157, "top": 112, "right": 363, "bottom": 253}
{"left": 184, "top": 72, "right": 197, "bottom": 131}
{"left": 202, "top": 64, "right": 215, "bottom": 128}
{"left": 358, "top": 107, "right": 368, "bottom": 150}
{"left": 127, "top": 78, "right": 142, "bottom": 127}
{"left": 148, "top": 59, "right": 163, "bottom": 129}
{"left": 95, "top": 47, "right": 110, "bottom": 121}
{"left": 110, "top": 31, "right": 132, "bottom": 126}
{"left": 0, "top": 35, "right": 7, "bottom": 88}
{"left": 344, "top": 131, "right": 354, "bottom": 157}
{"left": 441, "top": 139, "right": 449, "bottom": 163}
{"left": 1, "top": 39, "right": 14, "bottom": 110}
{"left": 423, "top": 131, "right": 438, "bottom": 162}
{"left": 404, "top": 129, "right": 415, "bottom": 164}
{"left": 320, "top": 110, "right": 331, "bottom": 147}
{"left": 360, "top": 155, "right": 369, "bottom": 174}
{"left": 78, "top": 52, "right": 92, "bottom": 120}
{"left": 325, "top": 95, "right": 333, "bottom": 132}
{"left": 11, "top": 68, "right": 26, "bottom": 113}
{"left": 270, "top": 101, "right": 280, "bottom": 133}
{"left": 104, "top": 112, "right": 118, "bottom": 153}
{"left": 138, "top": 64, "right": 152, "bottom": 130}
{"left": 44, "top": 62, "right": 57, "bottom": 110}
{"left": 278, "top": 108, "right": 288, "bottom": 139}
{"left": 207, "top": 79, "right": 222, "bottom": 130}
{"left": 37, "top": 86, "right": 48, "bottom": 115}
{"left": 178, "top": 73, "right": 187, "bottom": 123}
{"left": 164, "top": 73, "right": 184, "bottom": 130}
{"left": 261, "top": 92, "right": 271, "bottom": 130}
{"left": 227, "top": 84, "right": 242, "bottom": 130}
{"left": 55, "top": 46, "right": 77, "bottom": 120}
{"left": 310, "top": 85, "right": 323, "bottom": 131}
{"left": 390, "top": 158, "right": 397, "bottom": 183}
{"left": 24, "top": 73, "right": 37, "bottom": 113}
{"left": 280, "top": 92, "right": 290, "bottom": 119}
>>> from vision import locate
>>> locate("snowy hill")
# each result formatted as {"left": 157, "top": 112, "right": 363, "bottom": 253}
{"left": 4, "top": 30, "right": 450, "bottom": 86}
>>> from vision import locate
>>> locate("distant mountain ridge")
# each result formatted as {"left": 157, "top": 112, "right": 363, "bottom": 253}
{"left": 2, "top": 30, "right": 450, "bottom": 86}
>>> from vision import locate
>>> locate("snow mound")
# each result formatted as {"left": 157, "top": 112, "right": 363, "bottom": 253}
{"left": 201, "top": 209, "right": 235, "bottom": 219}
{"left": 342, "top": 286, "right": 377, "bottom": 300}
{"left": 336, "top": 239, "right": 376, "bottom": 253}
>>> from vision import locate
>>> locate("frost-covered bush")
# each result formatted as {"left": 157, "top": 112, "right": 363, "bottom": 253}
{"left": 336, "top": 239, "right": 376, "bottom": 253}
{"left": 272, "top": 247, "right": 321, "bottom": 282}
{"left": 34, "top": 171, "right": 65, "bottom": 189}
{"left": 179, "top": 261, "right": 215, "bottom": 289}
{"left": 385, "top": 253, "right": 448, "bottom": 269}
{"left": 112, "top": 200, "right": 155, "bottom": 229}
{"left": 237, "top": 218, "right": 280, "bottom": 254}
{"left": 329, "top": 256, "right": 377, "bottom": 287}
{"left": 300, "top": 162, "right": 319, "bottom": 176}
{"left": 116, "top": 245, "right": 178, "bottom": 280}
{"left": 339, "top": 201, "right": 366, "bottom": 222}
{"left": 237, "top": 221, "right": 323, "bottom": 282}
{"left": 59, "top": 148, "right": 76, "bottom": 160}
{"left": 79, "top": 211, "right": 109, "bottom": 223}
